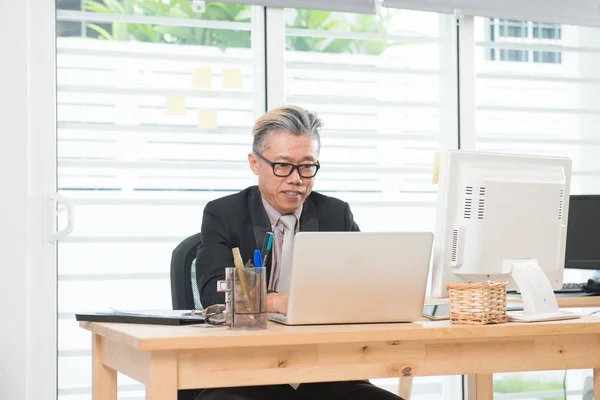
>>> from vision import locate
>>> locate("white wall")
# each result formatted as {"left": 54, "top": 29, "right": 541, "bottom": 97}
{"left": 0, "top": 0, "right": 31, "bottom": 397}
{"left": 0, "top": 1, "right": 56, "bottom": 399}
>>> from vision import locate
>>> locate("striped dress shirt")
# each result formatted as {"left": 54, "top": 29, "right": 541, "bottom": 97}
{"left": 261, "top": 197, "right": 302, "bottom": 291}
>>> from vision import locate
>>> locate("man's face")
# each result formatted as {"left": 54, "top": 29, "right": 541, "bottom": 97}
{"left": 248, "top": 131, "right": 319, "bottom": 215}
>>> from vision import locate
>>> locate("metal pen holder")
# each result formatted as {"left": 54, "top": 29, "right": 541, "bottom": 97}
{"left": 217, "top": 267, "right": 267, "bottom": 329}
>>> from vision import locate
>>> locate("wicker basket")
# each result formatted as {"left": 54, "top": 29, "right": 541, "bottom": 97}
{"left": 446, "top": 280, "right": 508, "bottom": 325}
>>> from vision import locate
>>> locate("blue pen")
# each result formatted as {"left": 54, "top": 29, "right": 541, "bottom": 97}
{"left": 254, "top": 249, "right": 263, "bottom": 269}
{"left": 253, "top": 249, "right": 264, "bottom": 310}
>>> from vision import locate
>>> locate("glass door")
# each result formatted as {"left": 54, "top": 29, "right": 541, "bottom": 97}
{"left": 473, "top": 16, "right": 600, "bottom": 400}
{"left": 282, "top": 5, "right": 462, "bottom": 399}
{"left": 55, "top": 1, "right": 266, "bottom": 398}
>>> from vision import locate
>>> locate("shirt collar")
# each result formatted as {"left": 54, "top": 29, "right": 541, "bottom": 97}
{"left": 261, "top": 196, "right": 303, "bottom": 231}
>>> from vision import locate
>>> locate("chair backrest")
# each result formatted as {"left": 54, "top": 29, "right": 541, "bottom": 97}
{"left": 170, "top": 232, "right": 203, "bottom": 310}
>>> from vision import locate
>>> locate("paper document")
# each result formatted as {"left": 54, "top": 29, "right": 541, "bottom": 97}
{"left": 197, "top": 108, "right": 218, "bottom": 129}
{"left": 432, "top": 152, "right": 440, "bottom": 184}
{"left": 108, "top": 308, "right": 203, "bottom": 318}
{"left": 222, "top": 68, "right": 243, "bottom": 89}
{"left": 192, "top": 67, "right": 213, "bottom": 89}
{"left": 165, "top": 95, "right": 187, "bottom": 115}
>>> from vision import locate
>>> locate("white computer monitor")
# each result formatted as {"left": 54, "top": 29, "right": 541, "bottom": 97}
{"left": 430, "top": 150, "right": 579, "bottom": 322}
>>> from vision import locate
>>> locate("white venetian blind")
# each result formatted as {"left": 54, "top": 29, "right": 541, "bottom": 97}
{"left": 474, "top": 18, "right": 600, "bottom": 195}
{"left": 55, "top": 2, "right": 264, "bottom": 398}
{"left": 284, "top": 8, "right": 460, "bottom": 394}
{"left": 284, "top": 7, "right": 459, "bottom": 233}
{"left": 217, "top": 0, "right": 377, "bottom": 14}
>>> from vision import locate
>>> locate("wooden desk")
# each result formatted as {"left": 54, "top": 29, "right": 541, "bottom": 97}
{"left": 81, "top": 318, "right": 600, "bottom": 400}
{"left": 411, "top": 295, "right": 600, "bottom": 399}
{"left": 427, "top": 294, "right": 600, "bottom": 309}
{"left": 509, "top": 294, "right": 600, "bottom": 309}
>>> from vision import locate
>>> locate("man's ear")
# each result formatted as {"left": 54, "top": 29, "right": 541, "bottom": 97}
{"left": 248, "top": 153, "right": 260, "bottom": 175}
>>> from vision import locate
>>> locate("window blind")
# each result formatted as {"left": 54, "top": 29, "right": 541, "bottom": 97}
{"left": 216, "top": 0, "right": 376, "bottom": 14}
{"left": 56, "top": 3, "right": 264, "bottom": 398}
{"left": 284, "top": 7, "right": 458, "bottom": 231}
{"left": 283, "top": 6, "right": 460, "bottom": 396}
{"left": 55, "top": 3, "right": 458, "bottom": 398}
{"left": 474, "top": 18, "right": 600, "bottom": 196}
{"left": 383, "top": 0, "right": 600, "bottom": 27}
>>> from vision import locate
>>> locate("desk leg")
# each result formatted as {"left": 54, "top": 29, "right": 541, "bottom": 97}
{"left": 466, "top": 374, "right": 493, "bottom": 400}
{"left": 398, "top": 377, "right": 413, "bottom": 400}
{"left": 594, "top": 368, "right": 600, "bottom": 400}
{"left": 145, "top": 351, "right": 178, "bottom": 400}
{"left": 92, "top": 334, "right": 117, "bottom": 400}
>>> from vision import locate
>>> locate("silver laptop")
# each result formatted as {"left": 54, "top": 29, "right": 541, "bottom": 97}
{"left": 267, "top": 231, "right": 433, "bottom": 325}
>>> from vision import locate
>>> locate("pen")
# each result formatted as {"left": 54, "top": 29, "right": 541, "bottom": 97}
{"left": 261, "top": 232, "right": 273, "bottom": 257}
{"left": 253, "top": 249, "right": 264, "bottom": 313}
{"left": 232, "top": 247, "right": 254, "bottom": 313}
{"left": 254, "top": 249, "right": 263, "bottom": 269}
{"left": 262, "top": 232, "right": 274, "bottom": 267}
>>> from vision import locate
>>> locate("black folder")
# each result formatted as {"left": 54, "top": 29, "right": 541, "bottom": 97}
{"left": 75, "top": 311, "right": 205, "bottom": 326}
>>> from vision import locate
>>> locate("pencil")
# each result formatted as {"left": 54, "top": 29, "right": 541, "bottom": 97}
{"left": 232, "top": 247, "right": 254, "bottom": 313}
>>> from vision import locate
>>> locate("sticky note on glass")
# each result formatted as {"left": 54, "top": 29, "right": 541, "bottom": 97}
{"left": 432, "top": 152, "right": 440, "bottom": 184}
{"left": 222, "top": 68, "right": 243, "bottom": 89}
{"left": 192, "top": 67, "right": 212, "bottom": 89}
{"left": 197, "top": 108, "right": 218, "bottom": 129}
{"left": 165, "top": 95, "right": 186, "bottom": 115}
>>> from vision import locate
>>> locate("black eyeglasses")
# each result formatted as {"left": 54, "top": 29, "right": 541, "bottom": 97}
{"left": 182, "top": 304, "right": 227, "bottom": 326}
{"left": 254, "top": 152, "right": 320, "bottom": 178}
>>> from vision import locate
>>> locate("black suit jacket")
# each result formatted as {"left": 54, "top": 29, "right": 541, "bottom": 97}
{"left": 196, "top": 186, "right": 360, "bottom": 307}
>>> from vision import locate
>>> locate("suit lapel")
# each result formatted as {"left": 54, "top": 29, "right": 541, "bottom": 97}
{"left": 248, "top": 186, "right": 272, "bottom": 252}
{"left": 300, "top": 196, "right": 319, "bottom": 232}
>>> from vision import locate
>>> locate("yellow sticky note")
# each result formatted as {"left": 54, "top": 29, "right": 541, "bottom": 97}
{"left": 192, "top": 67, "right": 212, "bottom": 89}
{"left": 222, "top": 68, "right": 243, "bottom": 89}
{"left": 165, "top": 95, "right": 186, "bottom": 115}
{"left": 197, "top": 108, "right": 218, "bottom": 130}
{"left": 432, "top": 152, "right": 440, "bottom": 184}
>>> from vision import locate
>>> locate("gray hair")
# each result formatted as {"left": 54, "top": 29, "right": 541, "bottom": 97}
{"left": 252, "top": 105, "right": 323, "bottom": 153}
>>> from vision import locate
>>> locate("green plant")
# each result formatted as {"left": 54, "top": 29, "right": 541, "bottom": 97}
{"left": 85, "top": 0, "right": 251, "bottom": 49}
{"left": 285, "top": 8, "right": 400, "bottom": 55}
{"left": 83, "top": 0, "right": 403, "bottom": 54}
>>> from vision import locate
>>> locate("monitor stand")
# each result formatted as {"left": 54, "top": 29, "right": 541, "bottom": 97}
{"left": 504, "top": 259, "right": 581, "bottom": 322}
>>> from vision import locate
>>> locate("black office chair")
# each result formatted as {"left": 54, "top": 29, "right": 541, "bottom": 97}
{"left": 170, "top": 232, "right": 203, "bottom": 400}
{"left": 170, "top": 232, "right": 203, "bottom": 310}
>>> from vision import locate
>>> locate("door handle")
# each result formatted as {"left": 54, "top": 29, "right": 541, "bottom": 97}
{"left": 47, "top": 193, "right": 74, "bottom": 241}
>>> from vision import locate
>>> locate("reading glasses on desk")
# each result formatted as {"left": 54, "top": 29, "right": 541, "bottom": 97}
{"left": 182, "top": 304, "right": 227, "bottom": 325}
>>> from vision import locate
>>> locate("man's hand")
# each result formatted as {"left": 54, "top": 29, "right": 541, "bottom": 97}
{"left": 267, "top": 293, "right": 288, "bottom": 314}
